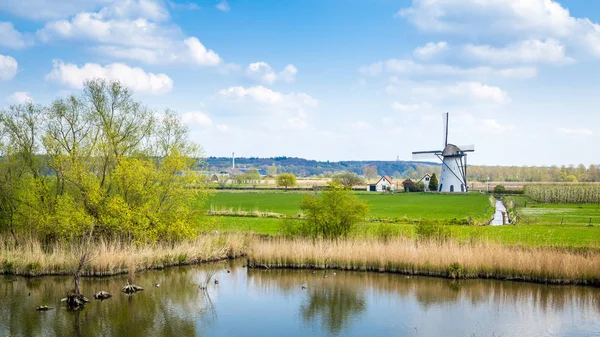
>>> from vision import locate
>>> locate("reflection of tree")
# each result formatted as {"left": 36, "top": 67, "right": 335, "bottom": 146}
{"left": 301, "top": 284, "right": 366, "bottom": 335}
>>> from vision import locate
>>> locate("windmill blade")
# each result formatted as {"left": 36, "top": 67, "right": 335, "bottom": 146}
{"left": 458, "top": 144, "right": 475, "bottom": 152}
{"left": 412, "top": 151, "right": 441, "bottom": 161}
{"left": 442, "top": 112, "right": 449, "bottom": 148}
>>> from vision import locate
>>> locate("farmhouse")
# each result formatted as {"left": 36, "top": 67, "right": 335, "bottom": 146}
{"left": 367, "top": 176, "right": 394, "bottom": 192}
{"left": 417, "top": 173, "right": 431, "bottom": 191}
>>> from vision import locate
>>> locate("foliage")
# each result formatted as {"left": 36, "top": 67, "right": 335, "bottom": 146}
{"left": 494, "top": 185, "right": 507, "bottom": 193}
{"left": 429, "top": 173, "right": 439, "bottom": 191}
{"left": 524, "top": 184, "right": 600, "bottom": 204}
{"left": 402, "top": 179, "right": 424, "bottom": 192}
{"left": 331, "top": 171, "right": 364, "bottom": 188}
{"left": 415, "top": 220, "right": 451, "bottom": 242}
{"left": 363, "top": 165, "right": 378, "bottom": 180}
{"left": 276, "top": 173, "right": 297, "bottom": 190}
{"left": 0, "top": 79, "right": 206, "bottom": 243}
{"left": 266, "top": 164, "right": 277, "bottom": 177}
{"left": 299, "top": 181, "right": 369, "bottom": 239}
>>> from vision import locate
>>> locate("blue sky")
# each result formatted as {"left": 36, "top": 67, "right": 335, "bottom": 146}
{"left": 1, "top": 0, "right": 599, "bottom": 166}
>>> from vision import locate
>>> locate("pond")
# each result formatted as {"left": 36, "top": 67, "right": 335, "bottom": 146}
{"left": 2, "top": 260, "right": 599, "bottom": 336}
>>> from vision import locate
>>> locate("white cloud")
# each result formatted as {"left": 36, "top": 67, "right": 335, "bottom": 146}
{"left": 184, "top": 37, "right": 222, "bottom": 66}
{"left": 6, "top": 92, "right": 33, "bottom": 104}
{"left": 361, "top": 59, "right": 536, "bottom": 79}
{"left": 397, "top": 0, "right": 600, "bottom": 58}
{"left": 46, "top": 60, "right": 173, "bottom": 94}
{"left": 219, "top": 86, "right": 318, "bottom": 109}
{"left": 481, "top": 119, "right": 516, "bottom": 134}
{"left": 388, "top": 80, "right": 510, "bottom": 104}
{"left": 350, "top": 121, "right": 372, "bottom": 131}
{"left": 557, "top": 128, "right": 593, "bottom": 136}
{"left": 391, "top": 102, "right": 432, "bottom": 112}
{"left": 216, "top": 0, "right": 230, "bottom": 12}
{"left": 216, "top": 124, "right": 229, "bottom": 132}
{"left": 181, "top": 111, "right": 213, "bottom": 127}
{"left": 414, "top": 41, "right": 448, "bottom": 60}
{"left": 0, "top": 54, "right": 18, "bottom": 81}
{"left": 0, "top": 0, "right": 111, "bottom": 20}
{"left": 464, "top": 39, "right": 574, "bottom": 65}
{"left": 246, "top": 62, "right": 297, "bottom": 84}
{"left": 37, "top": 2, "right": 222, "bottom": 67}
{"left": 0, "top": 22, "right": 33, "bottom": 49}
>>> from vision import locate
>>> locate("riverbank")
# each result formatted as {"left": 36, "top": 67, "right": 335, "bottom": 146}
{"left": 247, "top": 238, "right": 600, "bottom": 286}
{"left": 0, "top": 234, "right": 250, "bottom": 277}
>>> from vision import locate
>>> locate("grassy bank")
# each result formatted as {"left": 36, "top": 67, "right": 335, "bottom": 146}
{"left": 247, "top": 238, "right": 600, "bottom": 286}
{"left": 0, "top": 234, "right": 250, "bottom": 277}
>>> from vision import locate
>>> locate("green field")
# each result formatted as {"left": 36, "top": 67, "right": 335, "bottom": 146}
{"left": 207, "top": 191, "right": 494, "bottom": 221}
{"left": 506, "top": 196, "right": 600, "bottom": 226}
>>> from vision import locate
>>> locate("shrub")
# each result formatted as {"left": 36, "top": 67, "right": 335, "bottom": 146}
{"left": 494, "top": 185, "right": 507, "bottom": 193}
{"left": 415, "top": 220, "right": 451, "bottom": 242}
{"left": 447, "top": 263, "right": 463, "bottom": 279}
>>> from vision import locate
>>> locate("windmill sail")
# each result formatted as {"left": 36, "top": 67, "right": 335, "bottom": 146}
{"left": 442, "top": 112, "right": 449, "bottom": 148}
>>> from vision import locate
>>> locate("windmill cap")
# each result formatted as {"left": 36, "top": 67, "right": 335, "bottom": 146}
{"left": 442, "top": 144, "right": 463, "bottom": 157}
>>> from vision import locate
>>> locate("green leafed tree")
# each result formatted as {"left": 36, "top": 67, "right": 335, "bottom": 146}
{"left": 276, "top": 173, "right": 297, "bottom": 190}
{"left": 0, "top": 79, "right": 207, "bottom": 244}
{"left": 428, "top": 173, "right": 439, "bottom": 191}
{"left": 331, "top": 171, "right": 364, "bottom": 188}
{"left": 300, "top": 181, "right": 369, "bottom": 239}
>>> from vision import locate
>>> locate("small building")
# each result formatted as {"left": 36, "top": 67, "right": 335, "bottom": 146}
{"left": 417, "top": 173, "right": 432, "bottom": 191}
{"left": 367, "top": 176, "right": 394, "bottom": 192}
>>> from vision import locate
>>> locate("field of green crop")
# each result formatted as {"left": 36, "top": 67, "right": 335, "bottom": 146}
{"left": 207, "top": 191, "right": 494, "bottom": 221}
{"left": 506, "top": 196, "right": 600, "bottom": 226}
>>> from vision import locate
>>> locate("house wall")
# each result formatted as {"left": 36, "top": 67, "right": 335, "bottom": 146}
{"left": 375, "top": 180, "right": 394, "bottom": 192}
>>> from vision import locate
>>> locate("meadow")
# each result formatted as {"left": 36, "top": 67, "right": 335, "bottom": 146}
{"left": 207, "top": 191, "right": 495, "bottom": 222}
{"left": 203, "top": 191, "right": 600, "bottom": 249}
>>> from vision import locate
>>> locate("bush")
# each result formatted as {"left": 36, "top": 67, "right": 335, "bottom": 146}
{"left": 494, "top": 185, "right": 507, "bottom": 193}
{"left": 415, "top": 220, "right": 451, "bottom": 242}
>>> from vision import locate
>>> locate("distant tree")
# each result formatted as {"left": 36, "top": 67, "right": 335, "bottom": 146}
{"left": 402, "top": 179, "right": 415, "bottom": 192}
{"left": 494, "top": 185, "right": 506, "bottom": 193}
{"left": 276, "top": 173, "right": 297, "bottom": 190}
{"left": 267, "top": 164, "right": 277, "bottom": 177}
{"left": 244, "top": 168, "right": 261, "bottom": 183}
{"left": 363, "top": 165, "right": 378, "bottom": 180}
{"left": 332, "top": 172, "right": 364, "bottom": 188}
{"left": 392, "top": 171, "right": 402, "bottom": 180}
{"left": 300, "top": 181, "right": 369, "bottom": 239}
{"left": 428, "top": 173, "right": 439, "bottom": 192}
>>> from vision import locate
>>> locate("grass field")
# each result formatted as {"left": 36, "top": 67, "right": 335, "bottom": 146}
{"left": 207, "top": 191, "right": 494, "bottom": 222}
{"left": 506, "top": 196, "right": 600, "bottom": 226}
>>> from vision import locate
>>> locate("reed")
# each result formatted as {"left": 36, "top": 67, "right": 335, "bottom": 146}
{"left": 0, "top": 234, "right": 251, "bottom": 277}
{"left": 247, "top": 238, "right": 600, "bottom": 286}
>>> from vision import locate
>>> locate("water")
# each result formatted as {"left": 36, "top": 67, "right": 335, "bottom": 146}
{"left": 491, "top": 200, "right": 508, "bottom": 226}
{"left": 2, "top": 260, "right": 600, "bottom": 337}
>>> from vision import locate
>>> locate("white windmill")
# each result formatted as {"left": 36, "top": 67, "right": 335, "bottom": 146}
{"left": 412, "top": 113, "right": 474, "bottom": 193}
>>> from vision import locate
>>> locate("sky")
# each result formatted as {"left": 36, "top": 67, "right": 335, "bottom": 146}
{"left": 1, "top": 0, "right": 599, "bottom": 166}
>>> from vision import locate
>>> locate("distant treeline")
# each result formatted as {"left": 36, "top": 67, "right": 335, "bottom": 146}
{"left": 204, "top": 157, "right": 600, "bottom": 183}
{"left": 204, "top": 156, "right": 439, "bottom": 179}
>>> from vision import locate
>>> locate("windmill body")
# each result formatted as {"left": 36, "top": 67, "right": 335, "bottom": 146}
{"left": 412, "top": 113, "right": 474, "bottom": 193}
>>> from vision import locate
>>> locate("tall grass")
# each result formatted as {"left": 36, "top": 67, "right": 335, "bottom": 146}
{"left": 525, "top": 184, "right": 600, "bottom": 204}
{"left": 0, "top": 234, "right": 250, "bottom": 277}
{"left": 248, "top": 238, "right": 600, "bottom": 285}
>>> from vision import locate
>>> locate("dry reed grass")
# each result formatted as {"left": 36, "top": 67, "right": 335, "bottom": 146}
{"left": 248, "top": 238, "right": 600, "bottom": 286}
{"left": 0, "top": 234, "right": 251, "bottom": 277}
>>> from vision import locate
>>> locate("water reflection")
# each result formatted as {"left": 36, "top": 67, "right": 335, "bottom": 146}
{"left": 2, "top": 260, "right": 600, "bottom": 337}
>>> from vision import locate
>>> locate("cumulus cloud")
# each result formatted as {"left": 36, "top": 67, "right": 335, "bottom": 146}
{"left": 36, "top": 1, "right": 222, "bottom": 67}
{"left": 0, "top": 54, "right": 18, "bottom": 81}
{"left": 216, "top": 0, "right": 230, "bottom": 12}
{"left": 6, "top": 92, "right": 33, "bottom": 104}
{"left": 181, "top": 111, "right": 213, "bottom": 127}
{"left": 219, "top": 86, "right": 318, "bottom": 130}
{"left": 360, "top": 59, "right": 536, "bottom": 79}
{"left": 219, "top": 86, "right": 318, "bottom": 109}
{"left": 557, "top": 128, "right": 593, "bottom": 136}
{"left": 413, "top": 41, "right": 448, "bottom": 60}
{"left": 216, "top": 124, "right": 229, "bottom": 132}
{"left": 246, "top": 62, "right": 297, "bottom": 84}
{"left": 464, "top": 39, "right": 574, "bottom": 65}
{"left": 0, "top": 22, "right": 33, "bottom": 49}
{"left": 45, "top": 60, "right": 173, "bottom": 94}
{"left": 397, "top": 0, "right": 600, "bottom": 58}
{"left": 0, "top": 0, "right": 110, "bottom": 20}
